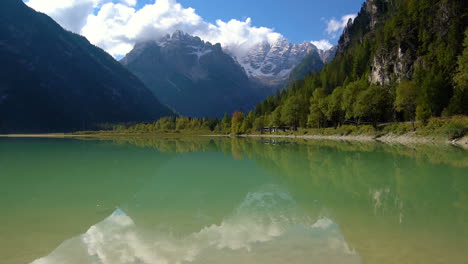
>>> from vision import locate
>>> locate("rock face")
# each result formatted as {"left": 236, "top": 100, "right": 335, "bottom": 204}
{"left": 336, "top": 0, "right": 409, "bottom": 85}
{"left": 363, "top": 0, "right": 414, "bottom": 85}
{"left": 237, "top": 37, "right": 328, "bottom": 87}
{"left": 288, "top": 46, "right": 339, "bottom": 82}
{"left": 0, "top": 0, "right": 172, "bottom": 133}
{"left": 336, "top": 0, "right": 387, "bottom": 56}
{"left": 319, "top": 46, "right": 338, "bottom": 64}
{"left": 121, "top": 31, "right": 262, "bottom": 117}
{"left": 336, "top": 0, "right": 465, "bottom": 87}
{"left": 370, "top": 44, "right": 415, "bottom": 85}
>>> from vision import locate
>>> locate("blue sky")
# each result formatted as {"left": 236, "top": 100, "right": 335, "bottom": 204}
{"left": 177, "top": 0, "right": 364, "bottom": 44}
{"left": 25, "top": 0, "right": 364, "bottom": 57}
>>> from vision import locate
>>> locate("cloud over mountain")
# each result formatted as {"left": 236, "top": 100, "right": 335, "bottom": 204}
{"left": 26, "top": 0, "right": 100, "bottom": 33}
{"left": 24, "top": 0, "right": 354, "bottom": 59}
{"left": 325, "top": 14, "right": 357, "bottom": 38}
{"left": 25, "top": 0, "right": 282, "bottom": 59}
{"left": 311, "top": 39, "right": 333, "bottom": 51}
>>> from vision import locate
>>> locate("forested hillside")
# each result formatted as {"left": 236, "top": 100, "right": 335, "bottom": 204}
{"left": 0, "top": 0, "right": 173, "bottom": 133}
{"left": 246, "top": 0, "right": 468, "bottom": 130}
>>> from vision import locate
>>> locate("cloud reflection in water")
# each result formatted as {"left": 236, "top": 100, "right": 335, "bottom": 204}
{"left": 32, "top": 188, "right": 360, "bottom": 264}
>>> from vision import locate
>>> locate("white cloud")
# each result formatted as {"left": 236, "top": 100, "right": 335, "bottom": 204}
{"left": 31, "top": 191, "right": 359, "bottom": 264}
{"left": 25, "top": 0, "right": 356, "bottom": 59}
{"left": 121, "top": 0, "right": 136, "bottom": 6}
{"left": 26, "top": 0, "right": 102, "bottom": 33}
{"left": 25, "top": 0, "right": 285, "bottom": 59}
{"left": 24, "top": 0, "right": 136, "bottom": 33}
{"left": 207, "top": 18, "right": 282, "bottom": 59}
{"left": 326, "top": 14, "right": 357, "bottom": 38}
{"left": 311, "top": 39, "right": 333, "bottom": 51}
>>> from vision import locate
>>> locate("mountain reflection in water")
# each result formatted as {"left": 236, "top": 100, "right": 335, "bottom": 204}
{"left": 0, "top": 137, "right": 466, "bottom": 264}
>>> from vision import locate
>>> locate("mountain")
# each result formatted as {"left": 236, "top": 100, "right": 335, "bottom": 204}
{"left": 288, "top": 52, "right": 325, "bottom": 82}
{"left": 288, "top": 46, "right": 338, "bottom": 82}
{"left": 0, "top": 0, "right": 173, "bottom": 133}
{"left": 236, "top": 37, "right": 328, "bottom": 88}
{"left": 334, "top": 0, "right": 467, "bottom": 115}
{"left": 251, "top": 0, "right": 467, "bottom": 129}
{"left": 121, "top": 31, "right": 263, "bottom": 118}
{"left": 318, "top": 46, "right": 338, "bottom": 64}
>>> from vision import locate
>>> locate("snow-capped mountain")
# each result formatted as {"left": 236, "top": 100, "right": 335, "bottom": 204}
{"left": 234, "top": 36, "right": 331, "bottom": 87}
{"left": 121, "top": 31, "right": 263, "bottom": 117}
{"left": 120, "top": 30, "right": 336, "bottom": 116}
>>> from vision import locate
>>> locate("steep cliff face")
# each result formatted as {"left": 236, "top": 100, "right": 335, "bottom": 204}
{"left": 370, "top": 43, "right": 416, "bottom": 85}
{"left": 370, "top": 0, "right": 466, "bottom": 87}
{"left": 366, "top": 0, "right": 418, "bottom": 85}
{"left": 337, "top": 0, "right": 467, "bottom": 88}
{"left": 337, "top": 0, "right": 389, "bottom": 55}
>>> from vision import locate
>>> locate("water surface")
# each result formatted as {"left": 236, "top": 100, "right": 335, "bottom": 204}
{"left": 1, "top": 137, "right": 467, "bottom": 264}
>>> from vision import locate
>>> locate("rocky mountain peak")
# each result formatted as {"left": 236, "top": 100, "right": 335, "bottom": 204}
{"left": 237, "top": 37, "right": 324, "bottom": 88}
{"left": 120, "top": 31, "right": 261, "bottom": 118}
{"left": 318, "top": 46, "right": 338, "bottom": 64}
{"left": 337, "top": 0, "right": 390, "bottom": 55}
{"left": 157, "top": 31, "right": 211, "bottom": 49}
{"left": 171, "top": 29, "right": 186, "bottom": 40}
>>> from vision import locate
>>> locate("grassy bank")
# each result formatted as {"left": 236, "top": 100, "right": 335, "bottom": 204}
{"left": 254, "top": 116, "right": 467, "bottom": 140}
{"left": 70, "top": 116, "right": 465, "bottom": 137}
{"left": 5, "top": 116, "right": 466, "bottom": 147}
{"left": 239, "top": 116, "right": 467, "bottom": 147}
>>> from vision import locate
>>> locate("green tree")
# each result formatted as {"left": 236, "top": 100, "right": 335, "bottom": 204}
{"left": 156, "top": 116, "right": 176, "bottom": 130}
{"left": 326, "top": 86, "right": 345, "bottom": 128}
{"left": 253, "top": 116, "right": 266, "bottom": 132}
{"left": 189, "top": 118, "right": 203, "bottom": 130}
{"left": 176, "top": 117, "right": 190, "bottom": 130}
{"left": 342, "top": 79, "right": 367, "bottom": 122}
{"left": 354, "top": 85, "right": 390, "bottom": 127}
{"left": 449, "top": 29, "right": 468, "bottom": 115}
{"left": 220, "top": 113, "right": 231, "bottom": 133}
{"left": 246, "top": 0, "right": 467, "bottom": 127}
{"left": 281, "top": 95, "right": 307, "bottom": 129}
{"left": 205, "top": 118, "right": 220, "bottom": 131}
{"left": 269, "top": 106, "right": 283, "bottom": 127}
{"left": 240, "top": 111, "right": 255, "bottom": 133}
{"left": 416, "top": 103, "right": 431, "bottom": 125}
{"left": 307, "top": 88, "right": 327, "bottom": 128}
{"left": 395, "top": 80, "right": 418, "bottom": 130}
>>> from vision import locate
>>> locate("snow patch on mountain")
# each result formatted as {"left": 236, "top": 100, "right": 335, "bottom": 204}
{"left": 126, "top": 30, "right": 336, "bottom": 90}
{"left": 188, "top": 45, "right": 213, "bottom": 59}
{"left": 230, "top": 35, "right": 328, "bottom": 87}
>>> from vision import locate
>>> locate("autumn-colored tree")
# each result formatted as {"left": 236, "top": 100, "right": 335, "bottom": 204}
{"left": 231, "top": 111, "right": 245, "bottom": 134}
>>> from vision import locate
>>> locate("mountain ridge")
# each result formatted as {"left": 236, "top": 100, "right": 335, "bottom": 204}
{"left": 249, "top": 0, "right": 467, "bottom": 130}
{"left": 235, "top": 36, "right": 330, "bottom": 87}
{"left": 121, "top": 31, "right": 263, "bottom": 118}
{"left": 0, "top": 0, "right": 173, "bottom": 132}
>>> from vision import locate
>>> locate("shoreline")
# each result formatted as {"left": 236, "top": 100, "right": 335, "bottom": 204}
{"left": 0, "top": 134, "right": 89, "bottom": 138}
{"left": 1, "top": 132, "right": 467, "bottom": 148}
{"left": 239, "top": 134, "right": 468, "bottom": 148}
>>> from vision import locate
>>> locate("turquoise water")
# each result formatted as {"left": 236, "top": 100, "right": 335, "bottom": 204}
{"left": 1, "top": 137, "right": 467, "bottom": 264}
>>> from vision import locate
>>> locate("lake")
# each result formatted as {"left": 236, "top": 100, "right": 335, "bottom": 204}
{"left": 1, "top": 136, "right": 467, "bottom": 264}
